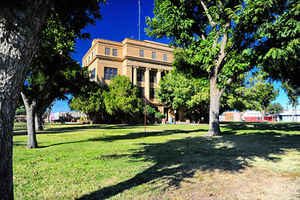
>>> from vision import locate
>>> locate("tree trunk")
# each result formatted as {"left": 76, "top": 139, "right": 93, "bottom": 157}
{"left": 0, "top": 99, "right": 15, "bottom": 200}
{"left": 207, "top": 77, "right": 223, "bottom": 136}
{"left": 35, "top": 112, "right": 44, "bottom": 131}
{"left": 35, "top": 114, "right": 39, "bottom": 132}
{"left": 0, "top": 3, "right": 49, "bottom": 198}
{"left": 261, "top": 110, "right": 265, "bottom": 122}
{"left": 21, "top": 93, "right": 38, "bottom": 149}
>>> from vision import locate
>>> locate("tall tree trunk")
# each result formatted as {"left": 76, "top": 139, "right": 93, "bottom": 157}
{"left": 35, "top": 112, "right": 44, "bottom": 131}
{"left": 0, "top": 98, "right": 15, "bottom": 200}
{"left": 35, "top": 114, "right": 39, "bottom": 132}
{"left": 21, "top": 93, "right": 38, "bottom": 148}
{"left": 207, "top": 77, "right": 223, "bottom": 136}
{"left": 0, "top": 3, "right": 49, "bottom": 198}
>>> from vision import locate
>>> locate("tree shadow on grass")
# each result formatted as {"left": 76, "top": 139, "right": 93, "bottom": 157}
{"left": 33, "top": 128, "right": 205, "bottom": 148}
{"left": 96, "top": 129, "right": 207, "bottom": 142}
{"left": 13, "top": 124, "right": 141, "bottom": 136}
{"left": 222, "top": 122, "right": 300, "bottom": 132}
{"left": 77, "top": 131, "right": 300, "bottom": 200}
{"left": 43, "top": 124, "right": 145, "bottom": 133}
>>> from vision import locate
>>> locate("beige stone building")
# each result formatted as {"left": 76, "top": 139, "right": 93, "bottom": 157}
{"left": 82, "top": 38, "right": 184, "bottom": 122}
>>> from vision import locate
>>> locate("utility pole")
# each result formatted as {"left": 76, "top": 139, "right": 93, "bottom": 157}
{"left": 144, "top": 98, "right": 147, "bottom": 135}
{"left": 138, "top": 0, "right": 141, "bottom": 40}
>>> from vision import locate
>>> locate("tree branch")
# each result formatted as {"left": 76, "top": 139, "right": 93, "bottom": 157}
{"left": 220, "top": 78, "right": 233, "bottom": 94}
{"left": 200, "top": 0, "right": 216, "bottom": 27}
{"left": 216, "top": 22, "right": 230, "bottom": 71}
{"left": 21, "top": 92, "right": 29, "bottom": 109}
{"left": 212, "top": 32, "right": 220, "bottom": 50}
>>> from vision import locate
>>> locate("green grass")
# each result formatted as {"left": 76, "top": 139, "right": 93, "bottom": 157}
{"left": 13, "top": 123, "right": 300, "bottom": 200}
{"left": 13, "top": 122, "right": 27, "bottom": 131}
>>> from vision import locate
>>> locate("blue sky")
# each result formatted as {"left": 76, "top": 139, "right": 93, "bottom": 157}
{"left": 51, "top": 0, "right": 291, "bottom": 113}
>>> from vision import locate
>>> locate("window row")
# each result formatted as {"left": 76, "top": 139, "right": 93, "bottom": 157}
{"left": 139, "top": 49, "right": 168, "bottom": 61}
{"left": 105, "top": 47, "right": 118, "bottom": 56}
{"left": 136, "top": 68, "right": 166, "bottom": 83}
{"left": 84, "top": 49, "right": 97, "bottom": 66}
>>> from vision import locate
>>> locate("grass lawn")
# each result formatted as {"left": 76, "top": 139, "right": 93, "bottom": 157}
{"left": 13, "top": 123, "right": 300, "bottom": 200}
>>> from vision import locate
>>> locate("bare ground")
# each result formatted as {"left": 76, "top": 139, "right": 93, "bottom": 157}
{"left": 158, "top": 167, "right": 300, "bottom": 200}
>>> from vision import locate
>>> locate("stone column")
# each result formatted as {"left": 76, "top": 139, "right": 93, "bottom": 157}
{"left": 133, "top": 66, "right": 137, "bottom": 85}
{"left": 157, "top": 69, "right": 162, "bottom": 84}
{"left": 145, "top": 67, "right": 150, "bottom": 99}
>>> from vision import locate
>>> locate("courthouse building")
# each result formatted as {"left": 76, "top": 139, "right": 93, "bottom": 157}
{"left": 82, "top": 38, "right": 185, "bottom": 122}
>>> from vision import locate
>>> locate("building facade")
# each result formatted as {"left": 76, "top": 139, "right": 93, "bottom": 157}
{"left": 82, "top": 38, "right": 177, "bottom": 120}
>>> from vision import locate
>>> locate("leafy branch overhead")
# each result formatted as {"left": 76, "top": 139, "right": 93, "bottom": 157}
{"left": 146, "top": 0, "right": 299, "bottom": 135}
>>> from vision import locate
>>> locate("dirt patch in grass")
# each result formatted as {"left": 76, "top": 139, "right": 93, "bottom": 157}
{"left": 158, "top": 167, "right": 300, "bottom": 200}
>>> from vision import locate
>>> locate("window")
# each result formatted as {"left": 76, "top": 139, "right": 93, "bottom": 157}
{"left": 139, "top": 87, "right": 144, "bottom": 98}
{"left": 112, "top": 49, "right": 118, "bottom": 56}
{"left": 137, "top": 68, "right": 145, "bottom": 82}
{"left": 139, "top": 49, "right": 144, "bottom": 57}
{"left": 105, "top": 47, "right": 110, "bottom": 55}
{"left": 104, "top": 67, "right": 118, "bottom": 80}
{"left": 150, "top": 70, "right": 157, "bottom": 83}
{"left": 163, "top": 54, "right": 168, "bottom": 61}
{"left": 152, "top": 52, "right": 156, "bottom": 59}
{"left": 91, "top": 68, "right": 96, "bottom": 79}
{"left": 150, "top": 88, "right": 155, "bottom": 99}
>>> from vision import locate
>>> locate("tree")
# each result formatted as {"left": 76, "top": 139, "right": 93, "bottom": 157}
{"left": 158, "top": 69, "right": 277, "bottom": 122}
{"left": 256, "top": 2, "right": 300, "bottom": 92}
{"left": 157, "top": 69, "right": 210, "bottom": 123}
{"left": 70, "top": 75, "right": 143, "bottom": 124}
{"left": 147, "top": 0, "right": 298, "bottom": 135}
{"left": 267, "top": 103, "right": 284, "bottom": 121}
{"left": 245, "top": 73, "right": 278, "bottom": 120}
{"left": 69, "top": 81, "right": 108, "bottom": 123}
{"left": 0, "top": 1, "right": 102, "bottom": 198}
{"left": 282, "top": 81, "right": 299, "bottom": 122}
{"left": 104, "top": 75, "right": 142, "bottom": 122}
{"left": 21, "top": 13, "right": 91, "bottom": 148}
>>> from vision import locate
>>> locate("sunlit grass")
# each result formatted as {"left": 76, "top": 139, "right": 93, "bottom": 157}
{"left": 13, "top": 123, "right": 300, "bottom": 199}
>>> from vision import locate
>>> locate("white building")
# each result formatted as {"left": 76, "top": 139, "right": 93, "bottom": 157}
{"left": 278, "top": 110, "right": 300, "bottom": 122}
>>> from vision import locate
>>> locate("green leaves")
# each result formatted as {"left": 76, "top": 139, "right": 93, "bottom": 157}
{"left": 157, "top": 69, "right": 209, "bottom": 112}
{"left": 223, "top": 72, "right": 278, "bottom": 112}
{"left": 70, "top": 84, "right": 105, "bottom": 114}
{"left": 104, "top": 75, "right": 142, "bottom": 115}
{"left": 267, "top": 103, "right": 284, "bottom": 115}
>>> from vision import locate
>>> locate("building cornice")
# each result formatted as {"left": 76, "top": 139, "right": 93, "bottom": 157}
{"left": 123, "top": 56, "right": 173, "bottom": 66}
{"left": 96, "top": 55, "right": 122, "bottom": 62}
{"left": 124, "top": 41, "right": 174, "bottom": 53}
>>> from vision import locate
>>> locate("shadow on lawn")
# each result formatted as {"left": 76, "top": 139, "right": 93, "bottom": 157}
{"left": 36, "top": 128, "right": 205, "bottom": 148}
{"left": 98, "top": 128, "right": 207, "bottom": 142}
{"left": 222, "top": 122, "right": 300, "bottom": 132}
{"left": 43, "top": 124, "right": 140, "bottom": 133}
{"left": 13, "top": 124, "right": 140, "bottom": 136}
{"left": 78, "top": 130, "right": 300, "bottom": 200}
